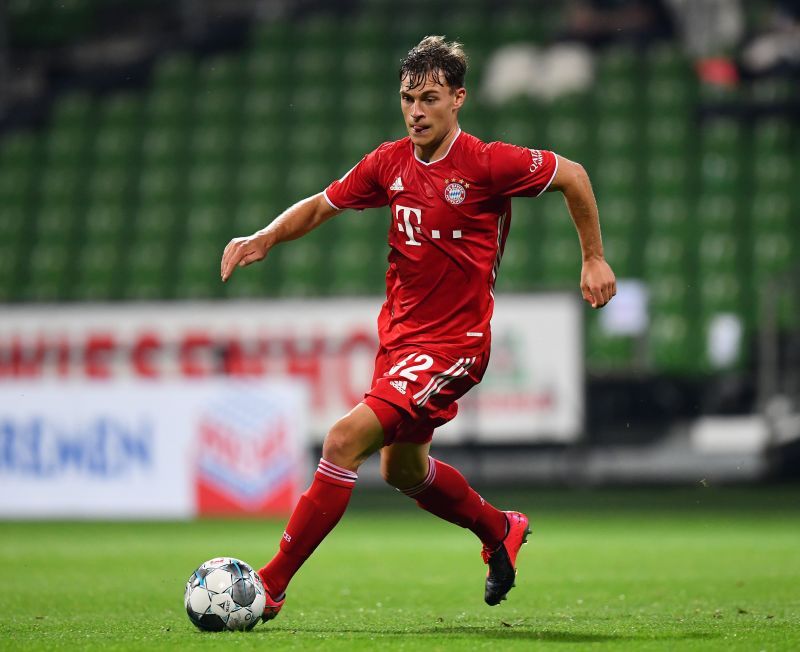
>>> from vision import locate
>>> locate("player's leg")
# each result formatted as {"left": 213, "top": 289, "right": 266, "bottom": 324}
{"left": 381, "top": 442, "right": 530, "bottom": 606}
{"left": 380, "top": 441, "right": 507, "bottom": 548}
{"left": 257, "top": 402, "right": 384, "bottom": 617}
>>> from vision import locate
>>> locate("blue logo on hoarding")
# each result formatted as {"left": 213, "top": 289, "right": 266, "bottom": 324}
{"left": 0, "top": 418, "right": 153, "bottom": 477}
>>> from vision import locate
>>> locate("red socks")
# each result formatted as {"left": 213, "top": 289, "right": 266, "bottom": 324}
{"left": 258, "top": 456, "right": 505, "bottom": 598}
{"left": 401, "top": 457, "right": 507, "bottom": 549}
{"left": 258, "top": 459, "right": 356, "bottom": 598}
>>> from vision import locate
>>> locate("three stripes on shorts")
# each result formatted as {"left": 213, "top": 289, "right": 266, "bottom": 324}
{"left": 412, "top": 357, "right": 476, "bottom": 407}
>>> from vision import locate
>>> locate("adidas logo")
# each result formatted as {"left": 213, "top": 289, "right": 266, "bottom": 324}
{"left": 390, "top": 176, "right": 404, "bottom": 191}
{"left": 390, "top": 379, "right": 407, "bottom": 395}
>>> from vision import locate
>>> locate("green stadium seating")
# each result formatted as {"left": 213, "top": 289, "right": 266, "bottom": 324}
{"left": 647, "top": 274, "right": 690, "bottom": 314}
{"left": 25, "top": 241, "right": 71, "bottom": 301}
{"left": 1, "top": 6, "right": 796, "bottom": 376}
{"left": 698, "top": 233, "right": 739, "bottom": 275}
{"left": 586, "top": 313, "right": 636, "bottom": 369}
{"left": 496, "top": 238, "right": 535, "bottom": 292}
{"left": 698, "top": 272, "right": 745, "bottom": 316}
{"left": 649, "top": 313, "right": 697, "bottom": 374}
{"left": 647, "top": 196, "right": 691, "bottom": 237}
{"left": 124, "top": 234, "right": 172, "bottom": 300}
{"left": 646, "top": 155, "right": 688, "bottom": 197}
{"left": 644, "top": 234, "right": 690, "bottom": 276}
{"left": 696, "top": 194, "right": 738, "bottom": 232}
{"left": 646, "top": 116, "right": 689, "bottom": 155}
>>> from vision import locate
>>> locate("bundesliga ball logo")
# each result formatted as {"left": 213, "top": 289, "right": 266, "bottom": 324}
{"left": 444, "top": 178, "right": 468, "bottom": 205}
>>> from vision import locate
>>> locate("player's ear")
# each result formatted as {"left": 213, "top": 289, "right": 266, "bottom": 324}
{"left": 453, "top": 86, "right": 466, "bottom": 109}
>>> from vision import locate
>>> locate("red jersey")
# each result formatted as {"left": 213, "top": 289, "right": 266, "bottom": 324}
{"left": 324, "top": 129, "right": 558, "bottom": 354}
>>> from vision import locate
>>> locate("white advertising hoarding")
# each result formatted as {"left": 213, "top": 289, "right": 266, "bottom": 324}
{"left": 0, "top": 296, "right": 582, "bottom": 443}
{"left": 0, "top": 380, "right": 309, "bottom": 519}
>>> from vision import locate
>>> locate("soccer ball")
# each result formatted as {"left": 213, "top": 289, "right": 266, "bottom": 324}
{"left": 184, "top": 557, "right": 266, "bottom": 631}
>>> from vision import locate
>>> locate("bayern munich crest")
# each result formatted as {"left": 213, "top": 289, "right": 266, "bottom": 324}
{"left": 444, "top": 178, "right": 469, "bottom": 205}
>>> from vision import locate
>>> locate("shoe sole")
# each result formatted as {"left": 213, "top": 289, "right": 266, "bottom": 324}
{"left": 489, "top": 525, "right": 532, "bottom": 604}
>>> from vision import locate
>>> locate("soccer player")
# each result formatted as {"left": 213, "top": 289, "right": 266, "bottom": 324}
{"left": 220, "top": 36, "right": 616, "bottom": 620}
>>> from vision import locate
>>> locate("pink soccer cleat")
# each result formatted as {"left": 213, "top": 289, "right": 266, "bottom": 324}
{"left": 261, "top": 587, "right": 285, "bottom": 622}
{"left": 481, "top": 511, "right": 531, "bottom": 606}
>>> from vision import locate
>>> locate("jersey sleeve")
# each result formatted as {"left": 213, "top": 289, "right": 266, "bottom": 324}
{"left": 488, "top": 142, "right": 558, "bottom": 198}
{"left": 323, "top": 146, "right": 388, "bottom": 211}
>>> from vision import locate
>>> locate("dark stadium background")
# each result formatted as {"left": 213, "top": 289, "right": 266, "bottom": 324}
{"left": 0, "top": 2, "right": 798, "bottom": 649}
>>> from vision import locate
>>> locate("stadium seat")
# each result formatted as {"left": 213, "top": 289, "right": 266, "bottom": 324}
{"left": 540, "top": 237, "right": 580, "bottom": 286}
{"left": 751, "top": 191, "right": 791, "bottom": 235}
{"left": 698, "top": 272, "right": 745, "bottom": 316}
{"left": 700, "top": 152, "right": 742, "bottom": 194}
{"left": 146, "top": 87, "right": 192, "bottom": 127}
{"left": 275, "top": 237, "right": 328, "bottom": 296}
{"left": 698, "top": 233, "right": 738, "bottom": 275}
{"left": 753, "top": 233, "right": 792, "bottom": 283}
{"left": 646, "top": 196, "right": 690, "bottom": 237}
{"left": 153, "top": 54, "right": 195, "bottom": 91}
{"left": 696, "top": 194, "right": 738, "bottom": 232}
{"left": 187, "top": 161, "right": 232, "bottom": 206}
{"left": 645, "top": 77, "right": 692, "bottom": 115}
{"left": 644, "top": 234, "right": 689, "bottom": 276}
{"left": 87, "top": 165, "right": 135, "bottom": 204}
{"left": 72, "top": 242, "right": 123, "bottom": 301}
{"left": 25, "top": 241, "right": 71, "bottom": 301}
{"left": 648, "top": 313, "right": 698, "bottom": 373}
{"left": 329, "top": 241, "right": 385, "bottom": 295}
{"left": 44, "top": 125, "right": 90, "bottom": 167}
{"left": 497, "top": 237, "right": 535, "bottom": 292}
{"left": 586, "top": 314, "right": 636, "bottom": 369}
{"left": 753, "top": 118, "right": 793, "bottom": 155}
{"left": 646, "top": 116, "right": 689, "bottom": 156}
{"left": 175, "top": 241, "right": 224, "bottom": 299}
{"left": 124, "top": 236, "right": 173, "bottom": 300}
{"left": 52, "top": 92, "right": 94, "bottom": 128}
{"left": 602, "top": 234, "right": 635, "bottom": 277}
{"left": 702, "top": 118, "right": 742, "bottom": 154}
{"left": 647, "top": 274, "right": 690, "bottom": 314}
{"left": 0, "top": 163, "right": 34, "bottom": 208}
{"left": 646, "top": 155, "right": 688, "bottom": 197}
{"left": 753, "top": 152, "right": 793, "bottom": 193}
{"left": 593, "top": 155, "right": 638, "bottom": 199}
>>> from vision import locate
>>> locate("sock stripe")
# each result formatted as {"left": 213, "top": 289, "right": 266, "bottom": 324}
{"left": 317, "top": 458, "right": 358, "bottom": 484}
{"left": 400, "top": 456, "right": 437, "bottom": 497}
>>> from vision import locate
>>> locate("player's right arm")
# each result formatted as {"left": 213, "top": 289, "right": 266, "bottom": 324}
{"left": 220, "top": 192, "right": 341, "bottom": 282}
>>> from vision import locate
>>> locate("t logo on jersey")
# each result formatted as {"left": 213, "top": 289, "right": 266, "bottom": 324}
{"left": 395, "top": 204, "right": 423, "bottom": 246}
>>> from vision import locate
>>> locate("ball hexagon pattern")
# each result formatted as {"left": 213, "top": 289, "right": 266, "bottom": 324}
{"left": 184, "top": 557, "right": 266, "bottom": 632}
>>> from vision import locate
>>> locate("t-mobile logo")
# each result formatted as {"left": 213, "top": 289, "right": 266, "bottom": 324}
{"left": 395, "top": 204, "right": 423, "bottom": 246}
{"left": 395, "top": 204, "right": 463, "bottom": 245}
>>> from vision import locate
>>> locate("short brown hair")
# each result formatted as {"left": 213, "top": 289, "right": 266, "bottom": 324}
{"left": 399, "top": 35, "right": 467, "bottom": 90}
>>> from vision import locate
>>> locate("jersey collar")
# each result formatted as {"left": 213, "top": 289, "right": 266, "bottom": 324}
{"left": 412, "top": 127, "right": 462, "bottom": 166}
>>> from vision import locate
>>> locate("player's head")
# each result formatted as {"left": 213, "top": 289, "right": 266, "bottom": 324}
{"left": 399, "top": 36, "right": 467, "bottom": 148}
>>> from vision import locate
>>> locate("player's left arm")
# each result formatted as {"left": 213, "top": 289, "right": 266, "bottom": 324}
{"left": 548, "top": 155, "right": 616, "bottom": 309}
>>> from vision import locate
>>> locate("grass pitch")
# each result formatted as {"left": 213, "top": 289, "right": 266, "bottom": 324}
{"left": 1, "top": 486, "right": 798, "bottom": 651}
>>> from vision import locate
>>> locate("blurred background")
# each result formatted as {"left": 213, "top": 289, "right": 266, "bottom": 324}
{"left": 0, "top": 0, "right": 798, "bottom": 519}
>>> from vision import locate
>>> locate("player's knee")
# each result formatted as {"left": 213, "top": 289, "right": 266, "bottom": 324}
{"left": 380, "top": 457, "right": 427, "bottom": 490}
{"left": 321, "top": 416, "right": 377, "bottom": 471}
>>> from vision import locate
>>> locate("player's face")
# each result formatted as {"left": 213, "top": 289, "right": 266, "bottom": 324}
{"left": 400, "top": 73, "right": 466, "bottom": 150}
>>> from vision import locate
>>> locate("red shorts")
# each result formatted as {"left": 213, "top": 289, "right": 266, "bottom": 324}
{"left": 363, "top": 345, "right": 490, "bottom": 446}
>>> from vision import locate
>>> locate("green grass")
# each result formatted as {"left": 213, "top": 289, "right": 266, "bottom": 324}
{"left": 1, "top": 486, "right": 799, "bottom": 650}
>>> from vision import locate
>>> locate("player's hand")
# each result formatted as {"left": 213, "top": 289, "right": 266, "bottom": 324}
{"left": 220, "top": 232, "right": 270, "bottom": 282}
{"left": 580, "top": 256, "right": 616, "bottom": 308}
